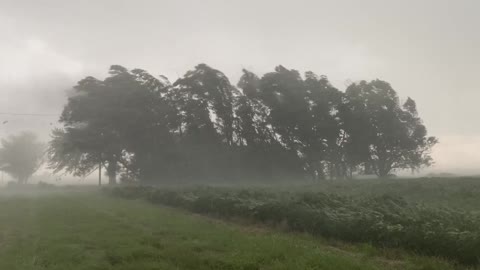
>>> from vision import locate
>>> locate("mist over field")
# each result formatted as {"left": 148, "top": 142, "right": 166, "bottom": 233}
{"left": 2, "top": 0, "right": 480, "bottom": 179}
{"left": 1, "top": 1, "right": 480, "bottom": 269}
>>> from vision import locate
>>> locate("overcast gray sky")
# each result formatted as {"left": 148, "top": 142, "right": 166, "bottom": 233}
{"left": 1, "top": 0, "right": 479, "bottom": 175}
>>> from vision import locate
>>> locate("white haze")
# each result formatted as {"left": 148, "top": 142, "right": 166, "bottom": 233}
{"left": 1, "top": 0, "right": 479, "bottom": 182}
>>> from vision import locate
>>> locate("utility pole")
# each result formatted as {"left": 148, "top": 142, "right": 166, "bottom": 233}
{"left": 0, "top": 165, "right": 5, "bottom": 185}
{"left": 98, "top": 161, "right": 102, "bottom": 186}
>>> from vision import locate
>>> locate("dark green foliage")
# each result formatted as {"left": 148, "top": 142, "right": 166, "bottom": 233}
{"left": 48, "top": 65, "right": 176, "bottom": 184}
{"left": 49, "top": 64, "right": 436, "bottom": 183}
{"left": 107, "top": 186, "right": 480, "bottom": 265}
{"left": 343, "top": 80, "right": 437, "bottom": 177}
{"left": 168, "top": 64, "right": 239, "bottom": 180}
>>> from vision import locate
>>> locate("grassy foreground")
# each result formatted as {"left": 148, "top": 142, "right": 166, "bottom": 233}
{"left": 0, "top": 190, "right": 466, "bottom": 270}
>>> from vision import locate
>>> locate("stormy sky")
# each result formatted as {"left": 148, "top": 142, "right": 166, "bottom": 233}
{"left": 1, "top": 0, "right": 479, "bottom": 175}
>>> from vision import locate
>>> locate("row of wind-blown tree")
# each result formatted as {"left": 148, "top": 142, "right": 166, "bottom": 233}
{"left": 48, "top": 64, "right": 437, "bottom": 184}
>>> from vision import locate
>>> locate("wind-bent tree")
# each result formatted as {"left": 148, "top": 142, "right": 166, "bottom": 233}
{"left": 0, "top": 132, "right": 45, "bottom": 184}
{"left": 258, "top": 66, "right": 310, "bottom": 151}
{"left": 303, "top": 72, "right": 346, "bottom": 180}
{"left": 400, "top": 97, "right": 438, "bottom": 172}
{"left": 171, "top": 64, "right": 237, "bottom": 143}
{"left": 48, "top": 127, "right": 103, "bottom": 178}
{"left": 255, "top": 66, "right": 311, "bottom": 177}
{"left": 115, "top": 67, "right": 177, "bottom": 182}
{"left": 168, "top": 64, "right": 239, "bottom": 180}
{"left": 48, "top": 63, "right": 437, "bottom": 182}
{"left": 48, "top": 65, "right": 173, "bottom": 184}
{"left": 343, "top": 80, "right": 437, "bottom": 177}
{"left": 234, "top": 69, "right": 301, "bottom": 179}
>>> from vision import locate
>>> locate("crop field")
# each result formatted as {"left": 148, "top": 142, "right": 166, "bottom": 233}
{"left": 0, "top": 178, "right": 479, "bottom": 269}
{"left": 107, "top": 177, "right": 480, "bottom": 268}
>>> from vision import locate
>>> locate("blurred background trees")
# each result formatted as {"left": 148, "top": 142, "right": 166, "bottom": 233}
{"left": 0, "top": 131, "right": 45, "bottom": 184}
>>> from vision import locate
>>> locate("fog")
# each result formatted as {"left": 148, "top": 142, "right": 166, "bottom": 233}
{"left": 1, "top": 0, "right": 480, "bottom": 178}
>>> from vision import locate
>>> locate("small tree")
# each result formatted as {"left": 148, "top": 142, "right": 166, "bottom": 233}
{"left": 0, "top": 132, "right": 45, "bottom": 184}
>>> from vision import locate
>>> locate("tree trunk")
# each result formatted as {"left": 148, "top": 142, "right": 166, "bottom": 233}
{"left": 364, "top": 162, "right": 373, "bottom": 175}
{"left": 107, "top": 160, "right": 117, "bottom": 185}
{"left": 377, "top": 164, "right": 391, "bottom": 178}
{"left": 349, "top": 165, "right": 354, "bottom": 179}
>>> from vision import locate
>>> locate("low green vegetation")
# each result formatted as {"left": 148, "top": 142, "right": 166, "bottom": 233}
{"left": 267, "top": 177, "right": 480, "bottom": 211}
{"left": 107, "top": 178, "right": 480, "bottom": 266}
{"left": 0, "top": 190, "right": 467, "bottom": 270}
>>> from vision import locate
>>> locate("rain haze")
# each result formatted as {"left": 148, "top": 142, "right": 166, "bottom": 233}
{"left": 3, "top": 1, "right": 480, "bottom": 269}
{"left": 1, "top": 0, "right": 480, "bottom": 178}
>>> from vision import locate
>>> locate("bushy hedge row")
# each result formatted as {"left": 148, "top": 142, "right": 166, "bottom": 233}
{"left": 105, "top": 186, "right": 480, "bottom": 265}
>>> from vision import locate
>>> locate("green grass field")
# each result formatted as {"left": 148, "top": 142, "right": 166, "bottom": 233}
{"left": 0, "top": 189, "right": 470, "bottom": 270}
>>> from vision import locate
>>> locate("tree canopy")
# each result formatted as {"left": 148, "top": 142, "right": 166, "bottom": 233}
{"left": 48, "top": 64, "right": 437, "bottom": 183}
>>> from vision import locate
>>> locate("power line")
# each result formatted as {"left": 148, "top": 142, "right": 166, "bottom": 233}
{"left": 0, "top": 112, "right": 58, "bottom": 117}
